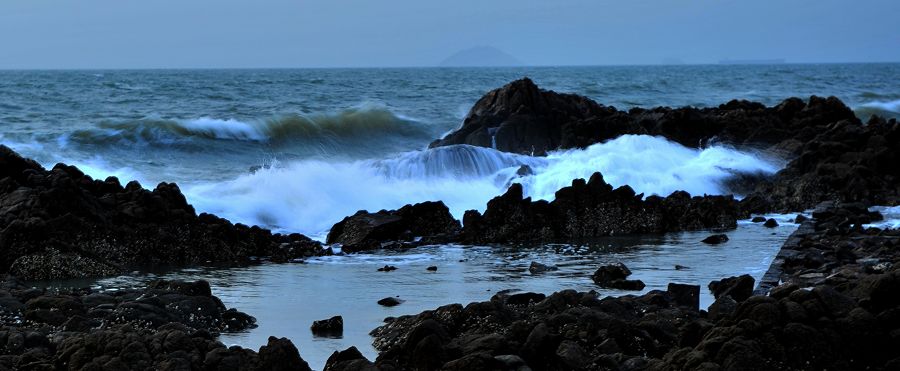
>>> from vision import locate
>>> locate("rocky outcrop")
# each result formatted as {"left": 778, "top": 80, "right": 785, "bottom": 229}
{"left": 462, "top": 172, "right": 741, "bottom": 243}
{"left": 326, "top": 201, "right": 461, "bottom": 252}
{"left": 349, "top": 204, "right": 900, "bottom": 370}
{"left": 431, "top": 78, "right": 858, "bottom": 156}
{"left": 0, "top": 277, "right": 312, "bottom": 370}
{"left": 429, "top": 78, "right": 608, "bottom": 155}
{"left": 0, "top": 146, "right": 324, "bottom": 280}
{"left": 742, "top": 116, "right": 900, "bottom": 212}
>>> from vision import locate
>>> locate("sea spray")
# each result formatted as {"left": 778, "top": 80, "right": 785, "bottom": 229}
{"left": 184, "top": 135, "right": 781, "bottom": 238}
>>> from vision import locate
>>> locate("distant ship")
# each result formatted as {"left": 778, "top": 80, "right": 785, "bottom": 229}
{"left": 719, "top": 58, "right": 786, "bottom": 65}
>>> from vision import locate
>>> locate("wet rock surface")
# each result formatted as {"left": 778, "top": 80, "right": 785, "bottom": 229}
{"left": 462, "top": 172, "right": 741, "bottom": 243}
{"left": 0, "top": 146, "right": 325, "bottom": 280}
{"left": 341, "top": 203, "right": 900, "bottom": 370}
{"left": 0, "top": 277, "right": 312, "bottom": 370}
{"left": 327, "top": 201, "right": 461, "bottom": 252}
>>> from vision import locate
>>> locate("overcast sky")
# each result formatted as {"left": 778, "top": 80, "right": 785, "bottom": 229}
{"left": 0, "top": 0, "right": 897, "bottom": 69}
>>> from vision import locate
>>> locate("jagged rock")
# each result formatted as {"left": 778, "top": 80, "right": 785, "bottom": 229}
{"left": 326, "top": 201, "right": 461, "bottom": 252}
{"left": 709, "top": 275, "right": 755, "bottom": 302}
{"left": 0, "top": 146, "right": 323, "bottom": 280}
{"left": 462, "top": 172, "right": 741, "bottom": 243}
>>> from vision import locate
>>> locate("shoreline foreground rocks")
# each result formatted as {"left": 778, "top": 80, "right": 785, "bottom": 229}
{"left": 0, "top": 145, "right": 326, "bottom": 281}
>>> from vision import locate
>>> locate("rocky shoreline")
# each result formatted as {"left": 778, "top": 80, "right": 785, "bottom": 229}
{"left": 1, "top": 77, "right": 898, "bottom": 370}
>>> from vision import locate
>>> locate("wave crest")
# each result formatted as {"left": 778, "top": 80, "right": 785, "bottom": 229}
{"left": 68, "top": 107, "right": 430, "bottom": 146}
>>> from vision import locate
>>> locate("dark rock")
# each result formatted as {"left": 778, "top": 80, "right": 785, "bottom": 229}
{"left": 324, "top": 346, "right": 377, "bottom": 371}
{"left": 701, "top": 234, "right": 729, "bottom": 244}
{"left": 709, "top": 275, "right": 755, "bottom": 302}
{"left": 0, "top": 146, "right": 324, "bottom": 280}
{"left": 506, "top": 292, "right": 546, "bottom": 306}
{"left": 378, "top": 297, "right": 403, "bottom": 307}
{"left": 528, "top": 261, "right": 558, "bottom": 274}
{"left": 763, "top": 218, "right": 779, "bottom": 228}
{"left": 311, "top": 316, "right": 344, "bottom": 336}
{"left": 463, "top": 173, "right": 741, "bottom": 244}
{"left": 592, "top": 263, "right": 646, "bottom": 290}
{"left": 795, "top": 214, "right": 808, "bottom": 223}
{"left": 751, "top": 216, "right": 767, "bottom": 223}
{"left": 377, "top": 265, "right": 398, "bottom": 272}
{"left": 257, "top": 336, "right": 312, "bottom": 371}
{"left": 667, "top": 283, "right": 700, "bottom": 310}
{"left": 426, "top": 266, "right": 438, "bottom": 271}
{"left": 326, "top": 201, "right": 461, "bottom": 252}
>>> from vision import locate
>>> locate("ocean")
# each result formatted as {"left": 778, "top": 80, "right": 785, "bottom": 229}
{"left": 3, "top": 64, "right": 897, "bottom": 238}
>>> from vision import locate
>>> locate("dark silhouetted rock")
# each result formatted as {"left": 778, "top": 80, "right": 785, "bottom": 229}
{"left": 426, "top": 266, "right": 438, "bottom": 272}
{"left": 311, "top": 316, "right": 344, "bottom": 336}
{"left": 327, "top": 201, "right": 461, "bottom": 252}
{"left": 667, "top": 283, "right": 700, "bottom": 310}
{"left": 709, "top": 274, "right": 755, "bottom": 302}
{"left": 377, "top": 265, "right": 398, "bottom": 272}
{"left": 701, "top": 234, "right": 729, "bottom": 244}
{"left": 764, "top": 218, "right": 780, "bottom": 228}
{"left": 592, "top": 263, "right": 646, "bottom": 290}
{"left": 378, "top": 297, "right": 403, "bottom": 307}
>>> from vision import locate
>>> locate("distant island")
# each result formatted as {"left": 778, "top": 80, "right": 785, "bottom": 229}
{"left": 439, "top": 46, "right": 524, "bottom": 67}
{"left": 719, "top": 58, "right": 786, "bottom": 65}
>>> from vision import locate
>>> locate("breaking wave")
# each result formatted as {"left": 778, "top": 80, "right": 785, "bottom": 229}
{"left": 182, "top": 135, "right": 782, "bottom": 238}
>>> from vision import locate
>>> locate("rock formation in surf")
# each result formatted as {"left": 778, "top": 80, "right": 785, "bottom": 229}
{"left": 433, "top": 78, "right": 900, "bottom": 212}
{"left": 461, "top": 172, "right": 741, "bottom": 243}
{"left": 0, "top": 146, "right": 325, "bottom": 280}
{"left": 326, "top": 201, "right": 461, "bottom": 252}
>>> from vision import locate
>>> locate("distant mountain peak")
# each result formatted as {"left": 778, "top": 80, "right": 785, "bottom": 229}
{"left": 439, "top": 46, "right": 523, "bottom": 67}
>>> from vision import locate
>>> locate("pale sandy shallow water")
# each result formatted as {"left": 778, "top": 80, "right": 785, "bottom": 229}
{"left": 39, "top": 213, "right": 801, "bottom": 370}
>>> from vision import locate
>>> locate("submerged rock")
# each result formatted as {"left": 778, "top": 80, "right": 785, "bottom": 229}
{"left": 701, "top": 234, "right": 729, "bottom": 244}
{"left": 326, "top": 201, "right": 461, "bottom": 252}
{"left": 377, "top": 297, "right": 403, "bottom": 307}
{"left": 528, "top": 261, "right": 559, "bottom": 274}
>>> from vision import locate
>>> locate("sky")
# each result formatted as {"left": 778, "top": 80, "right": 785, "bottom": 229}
{"left": 0, "top": 0, "right": 897, "bottom": 69}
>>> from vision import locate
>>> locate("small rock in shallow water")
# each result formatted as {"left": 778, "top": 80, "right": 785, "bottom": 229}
{"left": 310, "top": 316, "right": 343, "bottom": 336}
{"left": 528, "top": 261, "right": 559, "bottom": 274}
{"left": 377, "top": 265, "right": 397, "bottom": 272}
{"left": 675, "top": 264, "right": 690, "bottom": 270}
{"left": 426, "top": 266, "right": 438, "bottom": 271}
{"left": 701, "top": 234, "right": 729, "bottom": 244}
{"left": 592, "top": 263, "right": 646, "bottom": 290}
{"left": 751, "top": 216, "right": 767, "bottom": 223}
{"left": 764, "top": 218, "right": 779, "bottom": 228}
{"left": 377, "top": 297, "right": 403, "bottom": 307}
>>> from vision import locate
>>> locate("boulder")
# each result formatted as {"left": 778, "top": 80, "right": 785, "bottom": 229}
{"left": 378, "top": 297, "right": 403, "bottom": 307}
{"left": 701, "top": 234, "right": 729, "bottom": 244}
{"left": 327, "top": 201, "right": 461, "bottom": 252}
{"left": 311, "top": 316, "right": 344, "bottom": 336}
{"left": 592, "top": 263, "right": 646, "bottom": 291}
{"left": 528, "top": 261, "right": 558, "bottom": 274}
{"left": 709, "top": 275, "right": 755, "bottom": 302}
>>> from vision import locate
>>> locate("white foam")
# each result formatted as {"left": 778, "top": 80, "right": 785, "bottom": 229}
{"left": 861, "top": 99, "right": 900, "bottom": 113}
{"left": 183, "top": 135, "right": 781, "bottom": 238}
